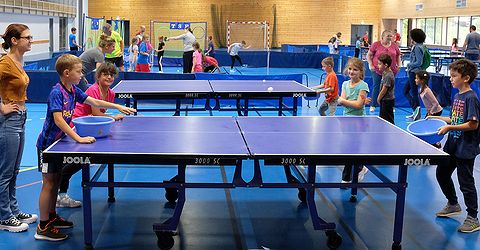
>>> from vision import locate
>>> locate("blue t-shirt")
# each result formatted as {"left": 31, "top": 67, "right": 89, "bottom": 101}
{"left": 69, "top": 34, "right": 76, "bottom": 47}
{"left": 137, "top": 42, "right": 149, "bottom": 64}
{"left": 208, "top": 41, "right": 215, "bottom": 55}
{"left": 36, "top": 83, "right": 88, "bottom": 150}
{"left": 444, "top": 90, "right": 480, "bottom": 159}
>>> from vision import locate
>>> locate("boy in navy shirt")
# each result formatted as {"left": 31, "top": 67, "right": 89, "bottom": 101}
{"left": 35, "top": 54, "right": 135, "bottom": 241}
{"left": 430, "top": 59, "right": 480, "bottom": 233}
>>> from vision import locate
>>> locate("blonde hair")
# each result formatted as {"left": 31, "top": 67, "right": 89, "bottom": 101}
{"left": 55, "top": 54, "right": 82, "bottom": 75}
{"left": 142, "top": 34, "right": 149, "bottom": 41}
{"left": 321, "top": 57, "right": 334, "bottom": 67}
{"left": 98, "top": 34, "right": 115, "bottom": 48}
{"left": 343, "top": 57, "right": 365, "bottom": 80}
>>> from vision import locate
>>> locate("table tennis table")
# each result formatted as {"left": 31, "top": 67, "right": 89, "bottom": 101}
{"left": 431, "top": 54, "right": 465, "bottom": 73}
{"left": 112, "top": 80, "right": 317, "bottom": 116}
{"left": 41, "top": 116, "right": 449, "bottom": 250}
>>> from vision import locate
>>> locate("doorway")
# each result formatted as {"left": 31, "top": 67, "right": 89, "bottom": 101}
{"left": 351, "top": 24, "right": 373, "bottom": 45}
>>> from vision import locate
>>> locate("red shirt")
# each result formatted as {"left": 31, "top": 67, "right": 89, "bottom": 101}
{"left": 395, "top": 33, "right": 401, "bottom": 42}
{"left": 324, "top": 71, "right": 339, "bottom": 103}
{"left": 204, "top": 56, "right": 218, "bottom": 66}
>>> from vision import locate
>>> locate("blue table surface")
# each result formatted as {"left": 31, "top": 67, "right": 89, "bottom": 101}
{"left": 209, "top": 80, "right": 314, "bottom": 93}
{"left": 112, "top": 80, "right": 213, "bottom": 93}
{"left": 46, "top": 116, "right": 447, "bottom": 158}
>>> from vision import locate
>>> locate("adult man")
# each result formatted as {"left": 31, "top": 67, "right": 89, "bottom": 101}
{"left": 102, "top": 23, "right": 124, "bottom": 71}
{"left": 463, "top": 25, "right": 480, "bottom": 61}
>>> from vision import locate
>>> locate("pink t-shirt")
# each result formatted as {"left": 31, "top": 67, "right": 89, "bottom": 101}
{"left": 193, "top": 51, "right": 202, "bottom": 66}
{"left": 370, "top": 41, "right": 401, "bottom": 75}
{"left": 73, "top": 83, "right": 115, "bottom": 119}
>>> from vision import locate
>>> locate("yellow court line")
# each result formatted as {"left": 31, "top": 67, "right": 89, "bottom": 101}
{"left": 16, "top": 180, "right": 42, "bottom": 189}
{"left": 19, "top": 166, "right": 38, "bottom": 172}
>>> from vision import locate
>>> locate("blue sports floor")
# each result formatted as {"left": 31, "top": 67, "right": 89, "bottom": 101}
{"left": 1, "top": 67, "right": 479, "bottom": 250}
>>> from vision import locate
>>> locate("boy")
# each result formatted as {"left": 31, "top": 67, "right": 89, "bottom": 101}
{"left": 311, "top": 57, "right": 339, "bottom": 116}
{"left": 69, "top": 27, "right": 81, "bottom": 51}
{"left": 35, "top": 54, "right": 135, "bottom": 241}
{"left": 376, "top": 54, "right": 395, "bottom": 124}
{"left": 431, "top": 59, "right": 480, "bottom": 233}
{"left": 228, "top": 40, "right": 250, "bottom": 72}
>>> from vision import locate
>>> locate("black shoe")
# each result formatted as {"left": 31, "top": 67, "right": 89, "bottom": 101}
{"left": 50, "top": 215, "right": 74, "bottom": 229}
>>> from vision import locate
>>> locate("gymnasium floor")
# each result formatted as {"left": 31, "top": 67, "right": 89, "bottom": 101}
{"left": 1, "top": 67, "right": 479, "bottom": 250}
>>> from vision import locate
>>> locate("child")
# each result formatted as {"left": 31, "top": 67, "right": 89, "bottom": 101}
{"left": 405, "top": 28, "right": 425, "bottom": 119}
{"left": 205, "top": 36, "right": 215, "bottom": 58}
{"left": 430, "top": 59, "right": 480, "bottom": 233}
{"left": 136, "top": 34, "right": 150, "bottom": 72}
{"left": 415, "top": 70, "right": 442, "bottom": 118}
{"left": 35, "top": 54, "right": 135, "bottom": 241}
{"left": 354, "top": 36, "right": 361, "bottom": 58}
{"left": 451, "top": 38, "right": 459, "bottom": 53}
{"left": 191, "top": 42, "right": 203, "bottom": 73}
{"left": 311, "top": 57, "right": 339, "bottom": 116}
{"left": 128, "top": 37, "right": 139, "bottom": 72}
{"left": 228, "top": 40, "right": 250, "bottom": 72}
{"left": 337, "top": 57, "right": 371, "bottom": 184}
{"left": 69, "top": 27, "right": 81, "bottom": 51}
{"left": 203, "top": 54, "right": 220, "bottom": 73}
{"left": 156, "top": 36, "right": 165, "bottom": 73}
{"left": 376, "top": 54, "right": 395, "bottom": 124}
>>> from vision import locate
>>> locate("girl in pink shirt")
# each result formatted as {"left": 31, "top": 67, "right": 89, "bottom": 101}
{"left": 73, "top": 63, "right": 124, "bottom": 120}
{"left": 415, "top": 70, "right": 443, "bottom": 118}
{"left": 191, "top": 42, "right": 203, "bottom": 73}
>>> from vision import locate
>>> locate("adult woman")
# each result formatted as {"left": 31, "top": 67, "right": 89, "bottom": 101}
{"left": 0, "top": 24, "right": 38, "bottom": 233}
{"left": 166, "top": 27, "right": 196, "bottom": 73}
{"left": 366, "top": 30, "right": 401, "bottom": 113}
{"left": 404, "top": 28, "right": 426, "bottom": 119}
{"left": 78, "top": 34, "right": 116, "bottom": 91}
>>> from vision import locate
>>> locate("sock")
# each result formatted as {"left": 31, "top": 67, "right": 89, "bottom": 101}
{"left": 39, "top": 220, "right": 49, "bottom": 229}
{"left": 58, "top": 192, "right": 66, "bottom": 198}
{"left": 49, "top": 212, "right": 57, "bottom": 221}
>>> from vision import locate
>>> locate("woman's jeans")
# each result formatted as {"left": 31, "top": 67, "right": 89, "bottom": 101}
{"left": 0, "top": 111, "right": 26, "bottom": 220}
{"left": 370, "top": 71, "right": 382, "bottom": 108}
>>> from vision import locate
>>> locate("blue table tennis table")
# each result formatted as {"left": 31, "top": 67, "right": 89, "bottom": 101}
{"left": 112, "top": 80, "right": 317, "bottom": 116}
{"left": 41, "top": 116, "right": 449, "bottom": 250}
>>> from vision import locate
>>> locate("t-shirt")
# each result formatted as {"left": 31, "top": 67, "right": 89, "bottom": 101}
{"left": 137, "top": 42, "right": 149, "bottom": 65}
{"left": 229, "top": 43, "right": 242, "bottom": 56}
{"left": 170, "top": 32, "right": 195, "bottom": 52}
{"left": 395, "top": 33, "right": 401, "bottom": 42}
{"left": 324, "top": 71, "right": 339, "bottom": 103}
{"left": 0, "top": 55, "right": 29, "bottom": 102}
{"left": 444, "top": 90, "right": 480, "bottom": 159}
{"left": 341, "top": 80, "right": 369, "bottom": 116}
{"left": 80, "top": 48, "right": 105, "bottom": 75}
{"left": 157, "top": 42, "right": 165, "bottom": 57}
{"left": 369, "top": 41, "right": 401, "bottom": 75}
{"left": 355, "top": 40, "right": 361, "bottom": 49}
{"left": 36, "top": 83, "right": 88, "bottom": 149}
{"left": 380, "top": 70, "right": 395, "bottom": 101}
{"left": 204, "top": 56, "right": 218, "bottom": 67}
{"left": 105, "top": 30, "right": 123, "bottom": 58}
{"left": 419, "top": 87, "right": 442, "bottom": 115}
{"left": 208, "top": 41, "right": 215, "bottom": 55}
{"left": 128, "top": 44, "right": 138, "bottom": 63}
{"left": 73, "top": 83, "right": 115, "bottom": 119}
{"left": 193, "top": 51, "right": 202, "bottom": 66}
{"left": 465, "top": 32, "right": 480, "bottom": 55}
{"left": 69, "top": 34, "right": 77, "bottom": 48}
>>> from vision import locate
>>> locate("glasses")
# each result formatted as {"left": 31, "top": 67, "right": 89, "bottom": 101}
{"left": 19, "top": 36, "right": 34, "bottom": 41}
{"left": 101, "top": 73, "right": 115, "bottom": 77}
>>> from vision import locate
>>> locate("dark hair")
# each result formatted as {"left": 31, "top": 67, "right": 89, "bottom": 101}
{"left": 186, "top": 27, "right": 193, "bottom": 33}
{"left": 241, "top": 40, "right": 246, "bottom": 45}
{"left": 378, "top": 54, "right": 392, "bottom": 67}
{"left": 452, "top": 38, "right": 458, "bottom": 45}
{"left": 95, "top": 62, "right": 118, "bottom": 80}
{"left": 410, "top": 28, "right": 426, "bottom": 43}
{"left": 208, "top": 36, "right": 213, "bottom": 40}
{"left": 71, "top": 27, "right": 77, "bottom": 32}
{"left": 449, "top": 59, "right": 478, "bottom": 84}
{"left": 98, "top": 34, "right": 115, "bottom": 48}
{"left": 471, "top": 25, "right": 477, "bottom": 31}
{"left": 192, "top": 41, "right": 200, "bottom": 50}
{"left": 415, "top": 70, "right": 430, "bottom": 93}
{"left": 1, "top": 23, "right": 29, "bottom": 50}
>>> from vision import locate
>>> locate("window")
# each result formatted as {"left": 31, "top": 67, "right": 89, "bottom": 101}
{"left": 435, "top": 18, "right": 443, "bottom": 45}
{"left": 472, "top": 16, "right": 480, "bottom": 29}
{"left": 417, "top": 18, "right": 425, "bottom": 30}
{"left": 446, "top": 17, "right": 458, "bottom": 47}
{"left": 425, "top": 18, "right": 435, "bottom": 44}
{"left": 401, "top": 19, "right": 409, "bottom": 47}
{"left": 458, "top": 16, "right": 471, "bottom": 46}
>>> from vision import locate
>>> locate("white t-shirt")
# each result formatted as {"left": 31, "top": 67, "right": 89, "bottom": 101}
{"left": 229, "top": 43, "right": 242, "bottom": 56}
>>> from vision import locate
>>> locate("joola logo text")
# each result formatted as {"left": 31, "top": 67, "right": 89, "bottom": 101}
{"left": 63, "top": 156, "right": 91, "bottom": 164}
{"left": 404, "top": 158, "right": 430, "bottom": 166}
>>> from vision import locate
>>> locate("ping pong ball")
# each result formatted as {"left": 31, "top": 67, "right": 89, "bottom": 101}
{"left": 262, "top": 79, "right": 266, "bottom": 82}
{"left": 267, "top": 87, "right": 273, "bottom": 92}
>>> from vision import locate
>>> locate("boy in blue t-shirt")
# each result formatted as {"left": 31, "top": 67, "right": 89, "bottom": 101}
{"left": 69, "top": 27, "right": 80, "bottom": 51}
{"left": 429, "top": 59, "right": 480, "bottom": 233}
{"left": 35, "top": 54, "right": 135, "bottom": 241}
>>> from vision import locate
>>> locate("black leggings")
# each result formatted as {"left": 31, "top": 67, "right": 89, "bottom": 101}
{"left": 183, "top": 50, "right": 194, "bottom": 73}
{"left": 59, "top": 164, "right": 83, "bottom": 193}
{"left": 230, "top": 55, "right": 243, "bottom": 69}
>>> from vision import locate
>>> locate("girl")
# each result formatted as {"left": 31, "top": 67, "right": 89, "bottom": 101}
{"left": 337, "top": 57, "right": 371, "bottom": 184}
{"left": 156, "top": 36, "right": 165, "bottom": 72}
{"left": 0, "top": 23, "right": 38, "bottom": 233}
{"left": 191, "top": 42, "right": 203, "bottom": 73}
{"left": 136, "top": 34, "right": 151, "bottom": 72}
{"left": 416, "top": 70, "right": 443, "bottom": 118}
{"left": 128, "top": 37, "right": 139, "bottom": 72}
{"left": 451, "top": 38, "right": 459, "bottom": 53}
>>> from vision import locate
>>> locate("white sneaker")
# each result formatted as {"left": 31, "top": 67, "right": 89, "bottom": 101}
{"left": 369, "top": 106, "right": 375, "bottom": 113}
{"left": 340, "top": 180, "right": 351, "bottom": 189}
{"left": 56, "top": 194, "right": 82, "bottom": 208}
{"left": 16, "top": 212, "right": 38, "bottom": 224}
{"left": 230, "top": 69, "right": 235, "bottom": 72}
{"left": 358, "top": 166, "right": 368, "bottom": 182}
{"left": 0, "top": 217, "right": 28, "bottom": 232}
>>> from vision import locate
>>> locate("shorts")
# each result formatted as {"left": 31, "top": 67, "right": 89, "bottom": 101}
{"left": 136, "top": 63, "right": 150, "bottom": 72}
{"left": 37, "top": 148, "right": 62, "bottom": 173}
{"left": 105, "top": 56, "right": 124, "bottom": 67}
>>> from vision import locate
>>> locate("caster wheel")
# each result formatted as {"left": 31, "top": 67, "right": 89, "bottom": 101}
{"left": 349, "top": 195, "right": 357, "bottom": 202}
{"left": 325, "top": 230, "right": 342, "bottom": 249}
{"left": 107, "top": 197, "right": 116, "bottom": 203}
{"left": 156, "top": 232, "right": 174, "bottom": 250}
{"left": 165, "top": 188, "right": 178, "bottom": 203}
{"left": 392, "top": 242, "right": 401, "bottom": 250}
{"left": 84, "top": 244, "right": 94, "bottom": 250}
{"left": 297, "top": 188, "right": 306, "bottom": 202}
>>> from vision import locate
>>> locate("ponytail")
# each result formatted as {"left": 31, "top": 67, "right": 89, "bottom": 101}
{"left": 1, "top": 23, "right": 29, "bottom": 51}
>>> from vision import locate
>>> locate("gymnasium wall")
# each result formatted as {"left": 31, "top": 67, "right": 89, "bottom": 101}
{"left": 88, "top": 0, "right": 381, "bottom": 47}
{"left": 381, "top": 0, "right": 480, "bottom": 18}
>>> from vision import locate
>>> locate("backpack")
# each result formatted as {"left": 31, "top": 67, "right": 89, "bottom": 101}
{"left": 328, "top": 36, "right": 336, "bottom": 44}
{"left": 421, "top": 45, "right": 431, "bottom": 70}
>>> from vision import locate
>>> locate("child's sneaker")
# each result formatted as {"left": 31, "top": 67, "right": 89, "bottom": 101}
{"left": 16, "top": 212, "right": 38, "bottom": 224}
{"left": 436, "top": 203, "right": 462, "bottom": 217}
{"left": 56, "top": 193, "right": 82, "bottom": 208}
{"left": 34, "top": 223, "right": 68, "bottom": 241}
{"left": 458, "top": 215, "right": 480, "bottom": 233}
{"left": 369, "top": 106, "right": 375, "bottom": 113}
{"left": 50, "top": 215, "right": 74, "bottom": 229}
{"left": 358, "top": 166, "right": 369, "bottom": 182}
{"left": 413, "top": 107, "right": 421, "bottom": 121}
{"left": 230, "top": 69, "right": 235, "bottom": 72}
{"left": 0, "top": 217, "right": 28, "bottom": 232}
